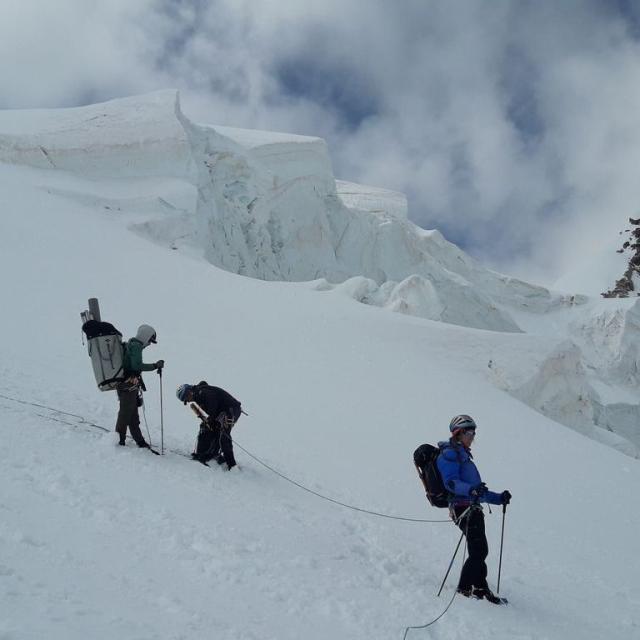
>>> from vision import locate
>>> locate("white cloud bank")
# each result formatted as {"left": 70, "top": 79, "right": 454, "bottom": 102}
{"left": 2, "top": 0, "right": 640, "bottom": 291}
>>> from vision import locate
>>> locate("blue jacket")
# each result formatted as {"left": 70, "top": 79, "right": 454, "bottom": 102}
{"left": 436, "top": 440, "right": 502, "bottom": 506}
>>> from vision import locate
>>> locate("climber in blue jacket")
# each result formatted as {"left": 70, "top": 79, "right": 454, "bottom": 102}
{"left": 437, "top": 414, "right": 511, "bottom": 604}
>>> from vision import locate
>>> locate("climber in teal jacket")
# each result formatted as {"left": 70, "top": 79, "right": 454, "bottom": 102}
{"left": 115, "top": 324, "right": 164, "bottom": 448}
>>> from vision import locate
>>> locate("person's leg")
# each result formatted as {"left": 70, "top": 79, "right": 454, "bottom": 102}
{"left": 219, "top": 429, "right": 236, "bottom": 468}
{"left": 127, "top": 394, "right": 147, "bottom": 446}
{"left": 463, "top": 509, "right": 489, "bottom": 591}
{"left": 455, "top": 507, "right": 488, "bottom": 592}
{"left": 216, "top": 413, "right": 236, "bottom": 468}
{"left": 196, "top": 426, "right": 218, "bottom": 461}
{"left": 115, "top": 390, "right": 137, "bottom": 444}
{"left": 454, "top": 507, "right": 473, "bottom": 592}
{"left": 115, "top": 392, "right": 126, "bottom": 444}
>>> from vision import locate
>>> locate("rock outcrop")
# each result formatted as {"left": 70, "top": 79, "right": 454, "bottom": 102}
{"left": 602, "top": 217, "right": 640, "bottom": 298}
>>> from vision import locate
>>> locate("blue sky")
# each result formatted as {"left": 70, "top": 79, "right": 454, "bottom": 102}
{"left": 1, "top": 0, "right": 640, "bottom": 285}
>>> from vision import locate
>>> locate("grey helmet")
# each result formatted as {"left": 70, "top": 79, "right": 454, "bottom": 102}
{"left": 449, "top": 414, "right": 477, "bottom": 433}
{"left": 136, "top": 324, "right": 157, "bottom": 347}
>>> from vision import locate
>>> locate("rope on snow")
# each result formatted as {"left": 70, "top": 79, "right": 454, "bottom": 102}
{"left": 0, "top": 391, "right": 450, "bottom": 524}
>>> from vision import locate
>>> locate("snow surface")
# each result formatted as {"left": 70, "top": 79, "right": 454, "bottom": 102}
{"left": 0, "top": 92, "right": 194, "bottom": 180}
{"left": 5, "top": 89, "right": 639, "bottom": 457}
{"left": 1, "top": 91, "right": 638, "bottom": 454}
{"left": 0, "top": 94, "right": 639, "bottom": 639}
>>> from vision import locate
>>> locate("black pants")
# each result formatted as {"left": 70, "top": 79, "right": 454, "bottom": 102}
{"left": 115, "top": 389, "right": 146, "bottom": 445}
{"left": 195, "top": 410, "right": 239, "bottom": 467}
{"left": 453, "top": 505, "right": 489, "bottom": 591}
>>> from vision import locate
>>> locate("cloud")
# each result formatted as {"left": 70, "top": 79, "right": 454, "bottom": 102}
{"left": 2, "top": 0, "right": 640, "bottom": 291}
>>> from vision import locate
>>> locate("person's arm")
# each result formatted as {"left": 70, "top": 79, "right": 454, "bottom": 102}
{"left": 127, "top": 340, "right": 157, "bottom": 373}
{"left": 437, "top": 448, "right": 475, "bottom": 497}
{"left": 480, "top": 489, "right": 503, "bottom": 505}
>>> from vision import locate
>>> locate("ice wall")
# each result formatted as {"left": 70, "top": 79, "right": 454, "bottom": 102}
{"left": 0, "top": 90, "right": 577, "bottom": 333}
{"left": 179, "top": 100, "right": 581, "bottom": 332}
{"left": 335, "top": 180, "right": 408, "bottom": 220}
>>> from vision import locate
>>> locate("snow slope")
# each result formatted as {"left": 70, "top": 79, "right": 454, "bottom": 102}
{"left": 1, "top": 128, "right": 640, "bottom": 639}
{"left": 2, "top": 90, "right": 639, "bottom": 448}
{"left": 2, "top": 90, "right": 639, "bottom": 455}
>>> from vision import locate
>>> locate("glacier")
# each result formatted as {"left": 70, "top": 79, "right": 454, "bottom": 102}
{"left": 0, "top": 91, "right": 639, "bottom": 640}
{"left": 0, "top": 89, "right": 579, "bottom": 333}
{"left": 0, "top": 89, "right": 637, "bottom": 456}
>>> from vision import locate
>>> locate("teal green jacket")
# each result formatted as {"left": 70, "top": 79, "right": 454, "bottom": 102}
{"left": 123, "top": 338, "right": 156, "bottom": 374}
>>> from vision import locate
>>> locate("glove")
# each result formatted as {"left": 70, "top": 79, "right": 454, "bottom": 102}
{"left": 154, "top": 360, "right": 165, "bottom": 370}
{"left": 470, "top": 482, "right": 488, "bottom": 499}
{"left": 501, "top": 490, "right": 512, "bottom": 505}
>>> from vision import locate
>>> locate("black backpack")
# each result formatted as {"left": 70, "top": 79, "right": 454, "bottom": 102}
{"left": 413, "top": 443, "right": 449, "bottom": 508}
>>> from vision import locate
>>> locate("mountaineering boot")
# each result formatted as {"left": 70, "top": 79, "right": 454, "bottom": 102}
{"left": 118, "top": 435, "right": 126, "bottom": 446}
{"left": 136, "top": 440, "right": 150, "bottom": 449}
{"left": 191, "top": 453, "right": 210, "bottom": 466}
{"left": 473, "top": 588, "right": 508, "bottom": 605}
{"left": 215, "top": 454, "right": 226, "bottom": 466}
{"left": 456, "top": 587, "right": 473, "bottom": 598}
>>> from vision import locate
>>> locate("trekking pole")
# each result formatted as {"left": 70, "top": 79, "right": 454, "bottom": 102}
{"left": 437, "top": 531, "right": 464, "bottom": 597}
{"left": 497, "top": 504, "right": 507, "bottom": 594}
{"left": 158, "top": 367, "right": 164, "bottom": 455}
{"left": 140, "top": 396, "right": 154, "bottom": 449}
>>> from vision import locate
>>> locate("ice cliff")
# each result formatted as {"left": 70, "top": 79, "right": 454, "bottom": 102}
{"left": 0, "top": 90, "right": 580, "bottom": 333}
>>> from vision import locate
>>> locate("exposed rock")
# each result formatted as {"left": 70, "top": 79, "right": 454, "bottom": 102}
{"left": 603, "top": 217, "right": 640, "bottom": 297}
